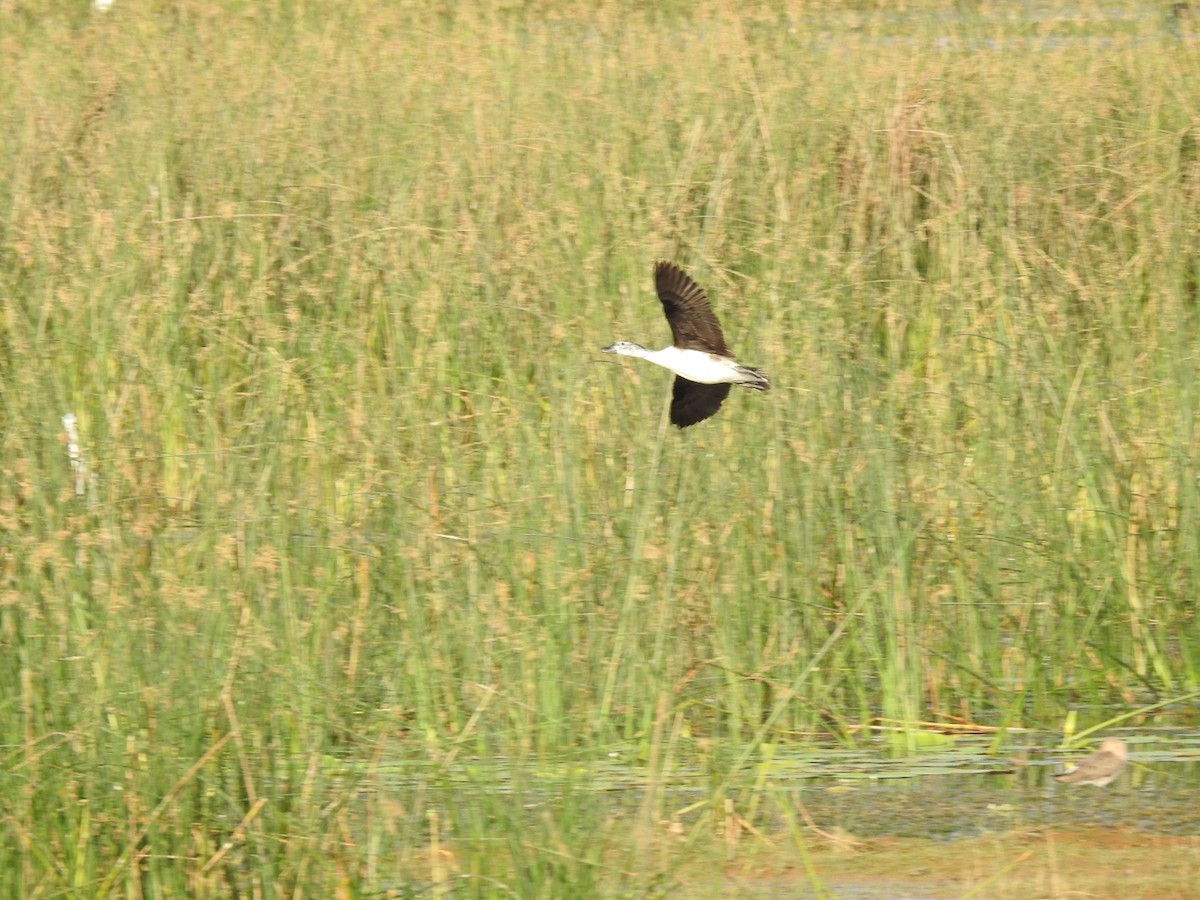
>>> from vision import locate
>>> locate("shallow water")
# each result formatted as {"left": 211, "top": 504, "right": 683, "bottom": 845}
{"left": 343, "top": 728, "right": 1200, "bottom": 840}
{"left": 517, "top": 0, "right": 1199, "bottom": 54}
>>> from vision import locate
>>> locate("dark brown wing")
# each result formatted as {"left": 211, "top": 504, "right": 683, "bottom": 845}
{"left": 654, "top": 261, "right": 730, "bottom": 355}
{"left": 671, "top": 379, "right": 731, "bottom": 428}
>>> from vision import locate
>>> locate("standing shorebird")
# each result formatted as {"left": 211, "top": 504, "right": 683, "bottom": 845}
{"left": 1054, "top": 737, "right": 1128, "bottom": 786}
{"left": 602, "top": 262, "right": 770, "bottom": 428}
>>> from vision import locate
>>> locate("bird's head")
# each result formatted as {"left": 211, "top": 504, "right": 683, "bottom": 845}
{"left": 601, "top": 341, "right": 646, "bottom": 356}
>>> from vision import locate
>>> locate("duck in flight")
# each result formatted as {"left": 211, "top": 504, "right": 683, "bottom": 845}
{"left": 602, "top": 262, "right": 770, "bottom": 427}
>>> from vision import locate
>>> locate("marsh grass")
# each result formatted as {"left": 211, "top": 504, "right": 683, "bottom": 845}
{"left": 2, "top": 0, "right": 1199, "bottom": 894}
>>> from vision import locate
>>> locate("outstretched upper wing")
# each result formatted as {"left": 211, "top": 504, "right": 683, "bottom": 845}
{"left": 654, "top": 261, "right": 730, "bottom": 356}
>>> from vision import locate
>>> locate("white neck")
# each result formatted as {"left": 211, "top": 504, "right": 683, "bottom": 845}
{"left": 608, "top": 343, "right": 676, "bottom": 365}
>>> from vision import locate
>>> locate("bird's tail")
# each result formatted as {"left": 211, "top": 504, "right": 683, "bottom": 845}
{"left": 736, "top": 367, "right": 771, "bottom": 392}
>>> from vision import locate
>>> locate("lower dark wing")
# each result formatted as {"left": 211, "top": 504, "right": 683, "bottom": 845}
{"left": 671, "top": 379, "right": 731, "bottom": 428}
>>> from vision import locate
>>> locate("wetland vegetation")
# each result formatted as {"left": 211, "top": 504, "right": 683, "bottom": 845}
{"left": 2, "top": 1, "right": 1199, "bottom": 896}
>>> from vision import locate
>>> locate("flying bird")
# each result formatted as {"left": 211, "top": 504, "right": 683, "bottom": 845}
{"left": 1054, "top": 737, "right": 1128, "bottom": 787}
{"left": 602, "top": 262, "right": 770, "bottom": 427}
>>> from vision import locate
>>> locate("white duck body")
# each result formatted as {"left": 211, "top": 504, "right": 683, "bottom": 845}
{"left": 602, "top": 342, "right": 768, "bottom": 389}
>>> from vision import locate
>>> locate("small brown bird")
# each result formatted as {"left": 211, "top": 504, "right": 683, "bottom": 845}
{"left": 1054, "top": 737, "right": 1128, "bottom": 786}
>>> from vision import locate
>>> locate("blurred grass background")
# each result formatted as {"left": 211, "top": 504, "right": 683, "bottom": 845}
{"left": 2, "top": 0, "right": 1199, "bottom": 894}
